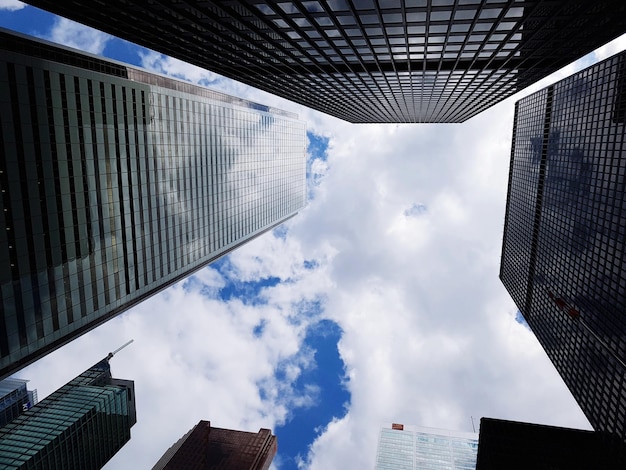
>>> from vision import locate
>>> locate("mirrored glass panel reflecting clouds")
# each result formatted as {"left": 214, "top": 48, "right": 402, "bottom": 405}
{"left": 500, "top": 50, "right": 626, "bottom": 440}
{"left": 0, "top": 30, "right": 306, "bottom": 379}
{"left": 376, "top": 424, "right": 478, "bottom": 470}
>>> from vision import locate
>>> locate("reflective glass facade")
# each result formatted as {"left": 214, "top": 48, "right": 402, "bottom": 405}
{"left": 376, "top": 424, "right": 478, "bottom": 469}
{"left": 0, "top": 358, "right": 136, "bottom": 470}
{"left": 0, "top": 378, "right": 37, "bottom": 427}
{"left": 0, "top": 30, "right": 306, "bottom": 379}
{"left": 22, "top": 0, "right": 626, "bottom": 123}
{"left": 500, "top": 51, "right": 626, "bottom": 439}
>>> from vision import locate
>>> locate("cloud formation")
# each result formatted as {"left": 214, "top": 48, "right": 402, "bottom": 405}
{"left": 292, "top": 113, "right": 591, "bottom": 469}
{"left": 21, "top": 227, "right": 330, "bottom": 468}
{"left": 0, "top": 0, "right": 24, "bottom": 11}
{"left": 139, "top": 50, "right": 223, "bottom": 87}
{"left": 44, "top": 17, "right": 111, "bottom": 54}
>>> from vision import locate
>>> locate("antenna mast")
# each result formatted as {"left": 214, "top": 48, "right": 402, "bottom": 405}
{"left": 107, "top": 339, "right": 134, "bottom": 360}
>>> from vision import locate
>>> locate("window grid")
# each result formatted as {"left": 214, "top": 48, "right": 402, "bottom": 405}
{"left": 21, "top": 0, "right": 626, "bottom": 122}
{"left": 500, "top": 51, "right": 626, "bottom": 439}
{"left": 0, "top": 33, "right": 307, "bottom": 378}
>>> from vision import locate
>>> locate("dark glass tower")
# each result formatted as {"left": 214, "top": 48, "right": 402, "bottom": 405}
{"left": 152, "top": 420, "right": 277, "bottom": 470}
{"left": 0, "top": 29, "right": 306, "bottom": 379}
{"left": 500, "top": 51, "right": 626, "bottom": 439}
{"left": 0, "top": 355, "right": 136, "bottom": 469}
{"left": 476, "top": 418, "right": 626, "bottom": 469}
{"left": 21, "top": 0, "right": 626, "bottom": 123}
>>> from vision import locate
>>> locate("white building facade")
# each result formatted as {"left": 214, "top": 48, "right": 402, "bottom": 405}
{"left": 376, "top": 423, "right": 478, "bottom": 470}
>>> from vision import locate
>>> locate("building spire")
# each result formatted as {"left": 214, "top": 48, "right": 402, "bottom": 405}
{"left": 107, "top": 339, "right": 134, "bottom": 361}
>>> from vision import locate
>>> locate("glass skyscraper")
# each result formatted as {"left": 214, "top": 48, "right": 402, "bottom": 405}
{"left": 21, "top": 0, "right": 626, "bottom": 123}
{"left": 376, "top": 423, "right": 478, "bottom": 470}
{"left": 0, "top": 29, "right": 306, "bottom": 379}
{"left": 0, "top": 355, "right": 135, "bottom": 469}
{"left": 0, "top": 378, "right": 37, "bottom": 427}
{"left": 500, "top": 50, "right": 626, "bottom": 440}
{"left": 476, "top": 418, "right": 626, "bottom": 469}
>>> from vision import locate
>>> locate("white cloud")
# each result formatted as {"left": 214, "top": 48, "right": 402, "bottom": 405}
{"left": 44, "top": 17, "right": 111, "bottom": 54}
{"left": 309, "top": 157, "right": 329, "bottom": 189}
{"left": 20, "top": 250, "right": 327, "bottom": 468}
{"left": 292, "top": 98, "right": 591, "bottom": 469}
{"left": 139, "top": 50, "right": 223, "bottom": 87}
{"left": 0, "top": 0, "right": 24, "bottom": 11}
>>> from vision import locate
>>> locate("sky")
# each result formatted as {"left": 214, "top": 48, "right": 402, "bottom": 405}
{"left": 1, "top": 1, "right": 626, "bottom": 469}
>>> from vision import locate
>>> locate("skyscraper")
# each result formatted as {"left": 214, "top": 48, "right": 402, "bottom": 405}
{"left": 152, "top": 420, "right": 277, "bottom": 470}
{"left": 0, "top": 29, "right": 306, "bottom": 379}
{"left": 375, "top": 423, "right": 478, "bottom": 470}
{"left": 21, "top": 0, "right": 626, "bottom": 123}
{"left": 0, "top": 378, "right": 37, "bottom": 427}
{"left": 0, "top": 351, "right": 136, "bottom": 469}
{"left": 476, "top": 418, "right": 626, "bottom": 469}
{"left": 500, "top": 50, "right": 626, "bottom": 439}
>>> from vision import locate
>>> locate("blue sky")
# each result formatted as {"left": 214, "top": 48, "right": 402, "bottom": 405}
{"left": 274, "top": 319, "right": 349, "bottom": 468}
{"left": 2, "top": 2, "right": 626, "bottom": 470}
{"left": 208, "top": 253, "right": 349, "bottom": 467}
